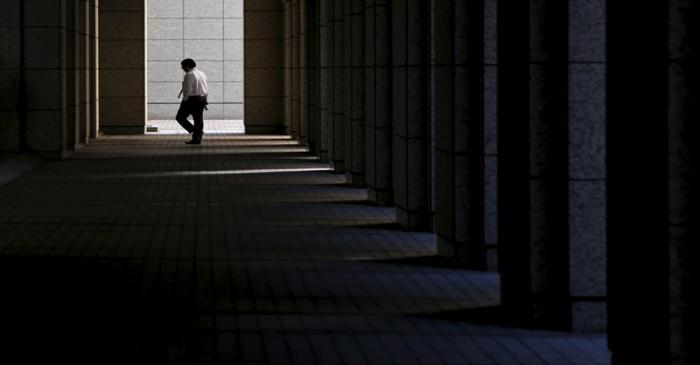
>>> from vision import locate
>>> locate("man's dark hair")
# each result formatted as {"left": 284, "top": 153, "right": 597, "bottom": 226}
{"left": 181, "top": 58, "right": 196, "bottom": 68}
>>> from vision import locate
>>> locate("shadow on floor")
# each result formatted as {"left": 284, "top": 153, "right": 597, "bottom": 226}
{"left": 306, "top": 199, "right": 379, "bottom": 206}
{"left": 408, "top": 305, "right": 579, "bottom": 332}
{"left": 408, "top": 305, "right": 510, "bottom": 324}
{"left": 344, "top": 221, "right": 405, "bottom": 229}
{"left": 0, "top": 256, "right": 201, "bottom": 364}
{"left": 360, "top": 254, "right": 487, "bottom": 270}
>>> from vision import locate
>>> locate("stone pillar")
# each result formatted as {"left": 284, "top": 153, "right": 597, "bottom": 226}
{"left": 330, "top": 0, "right": 345, "bottom": 171}
{"left": 298, "top": 0, "right": 309, "bottom": 145}
{"left": 497, "top": 1, "right": 570, "bottom": 329}
{"left": 284, "top": 1, "right": 293, "bottom": 135}
{"left": 483, "top": 0, "right": 498, "bottom": 270}
{"left": 343, "top": 0, "right": 365, "bottom": 186}
{"left": 365, "top": 0, "right": 393, "bottom": 205}
{"left": 432, "top": 0, "right": 486, "bottom": 268}
{"left": 607, "top": 2, "right": 669, "bottom": 364}
{"left": 78, "top": 0, "right": 91, "bottom": 144}
{"left": 291, "top": 0, "right": 300, "bottom": 139}
{"left": 497, "top": 2, "right": 529, "bottom": 325}
{"left": 318, "top": 0, "right": 333, "bottom": 162}
{"left": 669, "top": 3, "right": 700, "bottom": 364}
{"left": 528, "top": 0, "right": 570, "bottom": 329}
{"left": 244, "top": 0, "right": 284, "bottom": 133}
{"left": 393, "top": 0, "right": 431, "bottom": 230}
{"left": 307, "top": 0, "right": 321, "bottom": 154}
{"left": 568, "top": 0, "right": 607, "bottom": 332}
{"left": 0, "top": 0, "right": 22, "bottom": 153}
{"left": 65, "top": 0, "right": 80, "bottom": 149}
{"left": 343, "top": 0, "right": 351, "bottom": 172}
{"left": 89, "top": 0, "right": 99, "bottom": 139}
{"left": 24, "top": 0, "right": 68, "bottom": 159}
{"left": 99, "top": 0, "right": 145, "bottom": 135}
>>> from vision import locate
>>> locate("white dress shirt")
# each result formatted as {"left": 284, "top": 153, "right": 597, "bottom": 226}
{"left": 181, "top": 68, "right": 208, "bottom": 100}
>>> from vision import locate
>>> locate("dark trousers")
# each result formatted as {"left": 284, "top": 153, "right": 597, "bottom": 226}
{"left": 175, "top": 96, "right": 206, "bottom": 135}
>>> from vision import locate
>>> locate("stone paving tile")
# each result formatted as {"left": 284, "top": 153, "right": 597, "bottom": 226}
{"left": 0, "top": 134, "right": 610, "bottom": 364}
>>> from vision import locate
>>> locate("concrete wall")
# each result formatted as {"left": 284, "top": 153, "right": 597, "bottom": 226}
{"left": 23, "top": 0, "right": 69, "bottom": 158}
{"left": 0, "top": 0, "right": 96, "bottom": 159}
{"left": 99, "top": 0, "right": 146, "bottom": 134}
{"left": 0, "top": 0, "right": 22, "bottom": 156}
{"left": 147, "top": 0, "right": 245, "bottom": 121}
{"left": 245, "top": 0, "right": 284, "bottom": 133}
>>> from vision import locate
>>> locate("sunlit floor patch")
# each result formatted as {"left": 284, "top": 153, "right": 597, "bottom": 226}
{"left": 146, "top": 119, "right": 245, "bottom": 134}
{"left": 105, "top": 167, "right": 334, "bottom": 179}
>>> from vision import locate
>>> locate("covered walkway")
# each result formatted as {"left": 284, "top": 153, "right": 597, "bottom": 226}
{"left": 0, "top": 136, "right": 608, "bottom": 364}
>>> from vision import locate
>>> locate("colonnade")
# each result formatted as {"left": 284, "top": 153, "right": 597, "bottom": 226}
{"left": 281, "top": 1, "right": 699, "bottom": 363}
{"left": 1, "top": 0, "right": 99, "bottom": 159}
{"left": 283, "top": 0, "right": 606, "bottom": 332}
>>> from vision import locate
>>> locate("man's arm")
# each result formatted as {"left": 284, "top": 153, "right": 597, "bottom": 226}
{"left": 181, "top": 73, "right": 193, "bottom": 100}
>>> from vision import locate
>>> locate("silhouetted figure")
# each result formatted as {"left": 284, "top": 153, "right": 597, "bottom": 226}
{"left": 176, "top": 58, "right": 208, "bottom": 144}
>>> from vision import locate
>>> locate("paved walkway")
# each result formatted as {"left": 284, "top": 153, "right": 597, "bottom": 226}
{"left": 0, "top": 134, "right": 610, "bottom": 364}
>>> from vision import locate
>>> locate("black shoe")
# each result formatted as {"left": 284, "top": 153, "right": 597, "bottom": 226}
{"left": 185, "top": 131, "right": 203, "bottom": 144}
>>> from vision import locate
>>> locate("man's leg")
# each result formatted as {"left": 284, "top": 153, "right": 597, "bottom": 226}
{"left": 191, "top": 100, "right": 205, "bottom": 142}
{"left": 175, "top": 101, "right": 195, "bottom": 134}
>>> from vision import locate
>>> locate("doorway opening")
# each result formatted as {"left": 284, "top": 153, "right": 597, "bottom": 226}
{"left": 146, "top": 0, "right": 245, "bottom": 134}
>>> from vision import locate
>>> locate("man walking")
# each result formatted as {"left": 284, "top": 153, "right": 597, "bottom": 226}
{"left": 176, "top": 58, "right": 208, "bottom": 144}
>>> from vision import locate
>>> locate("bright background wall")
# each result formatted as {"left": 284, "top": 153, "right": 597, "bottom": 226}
{"left": 147, "top": 0, "right": 244, "bottom": 120}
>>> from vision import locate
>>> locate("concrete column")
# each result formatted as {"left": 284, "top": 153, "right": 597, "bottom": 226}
{"left": 497, "top": 1, "right": 570, "bottom": 329}
{"left": 568, "top": 0, "right": 607, "bottom": 332}
{"left": 24, "top": 0, "right": 68, "bottom": 159}
{"left": 365, "top": 0, "right": 393, "bottom": 205}
{"left": 298, "top": 0, "right": 309, "bottom": 146}
{"left": 306, "top": 0, "right": 321, "bottom": 154}
{"left": 669, "top": 3, "right": 700, "bottom": 364}
{"left": 607, "top": 3, "right": 669, "bottom": 364}
{"left": 343, "top": 0, "right": 351, "bottom": 172}
{"left": 298, "top": 0, "right": 309, "bottom": 145}
{"left": 483, "top": 0, "right": 498, "bottom": 270}
{"left": 99, "top": 0, "right": 145, "bottom": 135}
{"left": 65, "top": 0, "right": 80, "bottom": 149}
{"left": 284, "top": 1, "right": 293, "bottom": 134}
{"left": 318, "top": 0, "right": 333, "bottom": 162}
{"left": 89, "top": 0, "right": 99, "bottom": 139}
{"left": 392, "top": 0, "right": 431, "bottom": 230}
{"left": 244, "top": 0, "right": 284, "bottom": 133}
{"left": 497, "top": 2, "right": 529, "bottom": 325}
{"left": 0, "top": 0, "right": 22, "bottom": 154}
{"left": 291, "top": 0, "right": 300, "bottom": 138}
{"left": 330, "top": 0, "right": 345, "bottom": 171}
{"left": 343, "top": 0, "right": 365, "bottom": 186}
{"left": 78, "top": 0, "right": 91, "bottom": 144}
{"left": 528, "top": 0, "right": 570, "bottom": 329}
{"left": 432, "top": 0, "right": 486, "bottom": 268}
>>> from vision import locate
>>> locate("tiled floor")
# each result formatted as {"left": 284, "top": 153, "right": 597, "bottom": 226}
{"left": 0, "top": 134, "right": 610, "bottom": 365}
